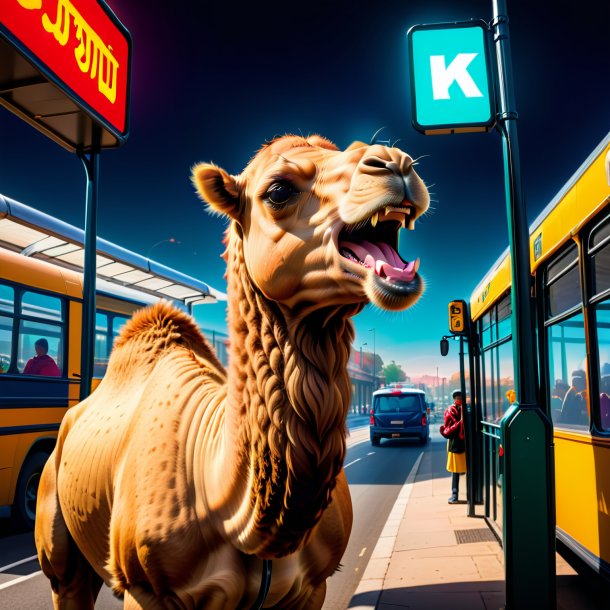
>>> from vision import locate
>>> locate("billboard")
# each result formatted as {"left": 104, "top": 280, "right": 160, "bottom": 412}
{"left": 1, "top": 0, "right": 131, "bottom": 149}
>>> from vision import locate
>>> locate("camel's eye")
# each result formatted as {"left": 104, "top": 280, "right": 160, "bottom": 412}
{"left": 264, "top": 182, "right": 297, "bottom": 208}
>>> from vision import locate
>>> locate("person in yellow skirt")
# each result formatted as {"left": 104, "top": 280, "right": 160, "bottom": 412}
{"left": 440, "top": 389, "right": 466, "bottom": 504}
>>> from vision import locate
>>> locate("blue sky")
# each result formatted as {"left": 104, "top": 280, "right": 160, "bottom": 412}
{"left": 1, "top": 0, "right": 608, "bottom": 379}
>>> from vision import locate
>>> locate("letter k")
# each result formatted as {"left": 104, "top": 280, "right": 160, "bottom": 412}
{"left": 430, "top": 53, "right": 483, "bottom": 100}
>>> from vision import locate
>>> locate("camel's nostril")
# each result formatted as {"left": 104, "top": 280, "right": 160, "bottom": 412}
{"left": 361, "top": 156, "right": 405, "bottom": 177}
{"left": 361, "top": 156, "right": 388, "bottom": 170}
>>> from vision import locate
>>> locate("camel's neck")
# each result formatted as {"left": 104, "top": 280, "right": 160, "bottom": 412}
{"left": 213, "top": 227, "right": 354, "bottom": 557}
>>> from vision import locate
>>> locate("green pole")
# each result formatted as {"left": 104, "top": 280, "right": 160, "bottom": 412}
{"left": 78, "top": 123, "right": 101, "bottom": 401}
{"left": 458, "top": 336, "right": 474, "bottom": 515}
{"left": 491, "top": 1, "right": 556, "bottom": 608}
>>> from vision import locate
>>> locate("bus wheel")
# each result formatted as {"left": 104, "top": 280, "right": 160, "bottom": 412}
{"left": 13, "top": 451, "right": 50, "bottom": 531}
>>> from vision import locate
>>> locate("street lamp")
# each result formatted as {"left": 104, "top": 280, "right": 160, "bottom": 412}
{"left": 369, "top": 328, "right": 376, "bottom": 390}
{"left": 359, "top": 342, "right": 367, "bottom": 369}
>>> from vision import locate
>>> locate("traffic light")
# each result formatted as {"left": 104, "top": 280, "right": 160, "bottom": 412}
{"left": 448, "top": 300, "right": 469, "bottom": 335}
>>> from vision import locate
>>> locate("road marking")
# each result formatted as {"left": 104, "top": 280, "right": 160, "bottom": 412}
{"left": 344, "top": 457, "right": 361, "bottom": 469}
{"left": 358, "top": 547, "right": 367, "bottom": 557}
{"left": 0, "top": 570, "right": 42, "bottom": 590}
{"left": 349, "top": 451, "right": 424, "bottom": 610}
{"left": 367, "top": 452, "right": 375, "bottom": 456}
{"left": 0, "top": 555, "right": 38, "bottom": 573}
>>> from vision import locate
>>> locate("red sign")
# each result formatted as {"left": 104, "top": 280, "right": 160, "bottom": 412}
{"left": 2, "top": 0, "right": 130, "bottom": 136}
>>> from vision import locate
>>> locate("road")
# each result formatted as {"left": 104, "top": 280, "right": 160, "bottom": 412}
{"left": 322, "top": 420, "right": 424, "bottom": 610}
{"left": 0, "top": 415, "right": 424, "bottom": 609}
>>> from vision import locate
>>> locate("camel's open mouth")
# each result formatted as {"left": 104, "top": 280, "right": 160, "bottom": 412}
{"left": 338, "top": 202, "right": 420, "bottom": 285}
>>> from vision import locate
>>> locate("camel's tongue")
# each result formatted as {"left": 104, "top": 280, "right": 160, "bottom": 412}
{"left": 340, "top": 240, "right": 418, "bottom": 281}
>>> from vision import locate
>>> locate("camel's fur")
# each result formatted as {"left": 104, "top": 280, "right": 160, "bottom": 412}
{"left": 35, "top": 134, "right": 429, "bottom": 609}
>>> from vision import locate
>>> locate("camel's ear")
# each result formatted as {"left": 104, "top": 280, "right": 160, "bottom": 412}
{"left": 192, "top": 163, "right": 240, "bottom": 220}
{"left": 306, "top": 135, "right": 338, "bottom": 151}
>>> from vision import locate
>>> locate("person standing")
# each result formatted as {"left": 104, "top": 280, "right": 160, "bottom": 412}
{"left": 440, "top": 389, "right": 466, "bottom": 504}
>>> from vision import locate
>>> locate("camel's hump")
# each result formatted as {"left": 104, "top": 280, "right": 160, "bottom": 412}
{"left": 115, "top": 300, "right": 214, "bottom": 358}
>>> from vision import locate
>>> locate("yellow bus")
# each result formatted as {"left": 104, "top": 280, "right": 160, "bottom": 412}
{"left": 0, "top": 193, "right": 225, "bottom": 529}
{"left": 460, "top": 132, "right": 610, "bottom": 578}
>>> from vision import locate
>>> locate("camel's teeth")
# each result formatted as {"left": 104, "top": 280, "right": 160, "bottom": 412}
{"left": 371, "top": 212, "right": 378, "bottom": 227}
{"left": 400, "top": 216, "right": 406, "bottom": 229}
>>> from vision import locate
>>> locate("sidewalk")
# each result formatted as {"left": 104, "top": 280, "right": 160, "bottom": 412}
{"left": 349, "top": 434, "right": 608, "bottom": 610}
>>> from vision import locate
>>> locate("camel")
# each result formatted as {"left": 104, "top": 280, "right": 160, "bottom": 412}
{"left": 35, "top": 134, "right": 430, "bottom": 609}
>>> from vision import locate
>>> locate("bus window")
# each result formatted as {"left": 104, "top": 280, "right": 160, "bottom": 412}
{"left": 18, "top": 291, "right": 64, "bottom": 376}
{"left": 497, "top": 340, "right": 514, "bottom": 417}
{"left": 93, "top": 311, "right": 130, "bottom": 377}
{"left": 483, "top": 348, "right": 495, "bottom": 421}
{"left": 480, "top": 293, "right": 513, "bottom": 423}
{"left": 0, "top": 284, "right": 14, "bottom": 313}
{"left": 94, "top": 312, "right": 109, "bottom": 377}
{"left": 544, "top": 244, "right": 588, "bottom": 429}
{"left": 0, "top": 285, "right": 14, "bottom": 373}
{"left": 18, "top": 319, "right": 63, "bottom": 376}
{"left": 21, "top": 290, "right": 63, "bottom": 322}
{"left": 112, "top": 315, "right": 128, "bottom": 340}
{"left": 547, "top": 314, "right": 587, "bottom": 428}
{"left": 548, "top": 265, "right": 581, "bottom": 318}
{"left": 595, "top": 305, "right": 610, "bottom": 431}
{"left": 589, "top": 221, "right": 610, "bottom": 432}
{"left": 497, "top": 296, "right": 511, "bottom": 341}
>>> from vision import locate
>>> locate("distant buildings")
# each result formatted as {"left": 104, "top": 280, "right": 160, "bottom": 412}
{"left": 348, "top": 349, "right": 383, "bottom": 414}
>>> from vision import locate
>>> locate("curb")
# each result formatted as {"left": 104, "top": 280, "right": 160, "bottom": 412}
{"left": 348, "top": 451, "right": 425, "bottom": 610}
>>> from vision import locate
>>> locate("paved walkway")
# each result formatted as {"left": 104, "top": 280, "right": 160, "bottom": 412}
{"left": 348, "top": 432, "right": 609, "bottom": 610}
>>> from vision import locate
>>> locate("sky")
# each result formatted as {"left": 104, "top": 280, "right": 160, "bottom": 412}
{"left": 1, "top": 0, "right": 609, "bottom": 379}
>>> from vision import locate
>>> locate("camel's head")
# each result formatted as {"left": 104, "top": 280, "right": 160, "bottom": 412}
{"left": 192, "top": 135, "right": 430, "bottom": 314}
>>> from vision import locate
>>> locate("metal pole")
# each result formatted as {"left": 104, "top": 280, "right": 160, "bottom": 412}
{"left": 459, "top": 336, "right": 475, "bottom": 517}
{"left": 78, "top": 123, "right": 101, "bottom": 401}
{"left": 491, "top": 1, "right": 555, "bottom": 607}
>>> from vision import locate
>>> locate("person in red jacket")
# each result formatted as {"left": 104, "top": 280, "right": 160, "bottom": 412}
{"left": 23, "top": 338, "right": 61, "bottom": 377}
{"left": 440, "top": 389, "right": 466, "bottom": 504}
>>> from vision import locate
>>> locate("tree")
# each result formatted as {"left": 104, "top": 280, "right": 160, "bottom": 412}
{"left": 383, "top": 360, "right": 407, "bottom": 384}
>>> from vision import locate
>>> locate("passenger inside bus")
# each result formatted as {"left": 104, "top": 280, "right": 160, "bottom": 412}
{"left": 551, "top": 379, "right": 569, "bottom": 416}
{"left": 22, "top": 338, "right": 61, "bottom": 377}
{"left": 560, "top": 370, "right": 587, "bottom": 425}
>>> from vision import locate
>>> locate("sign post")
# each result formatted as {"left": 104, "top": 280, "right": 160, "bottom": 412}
{"left": 409, "top": 4, "right": 555, "bottom": 608}
{"left": 1, "top": 1, "right": 132, "bottom": 399}
{"left": 446, "top": 300, "right": 476, "bottom": 517}
{"left": 490, "top": 2, "right": 555, "bottom": 607}
{"left": 78, "top": 122, "right": 101, "bottom": 399}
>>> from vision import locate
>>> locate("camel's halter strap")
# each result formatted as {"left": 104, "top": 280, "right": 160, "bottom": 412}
{"left": 251, "top": 558, "right": 272, "bottom": 610}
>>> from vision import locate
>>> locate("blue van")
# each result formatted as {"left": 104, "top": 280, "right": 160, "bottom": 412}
{"left": 369, "top": 386, "right": 429, "bottom": 446}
